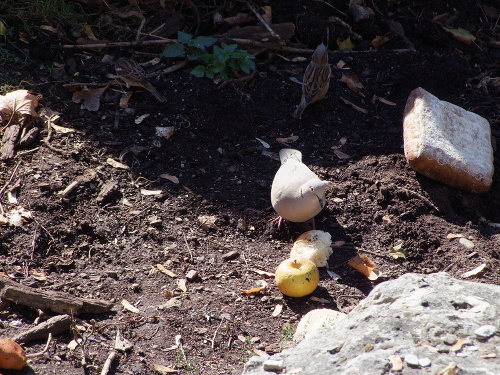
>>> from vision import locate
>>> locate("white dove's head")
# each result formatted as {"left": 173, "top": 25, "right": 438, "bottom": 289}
{"left": 301, "top": 179, "right": 327, "bottom": 209}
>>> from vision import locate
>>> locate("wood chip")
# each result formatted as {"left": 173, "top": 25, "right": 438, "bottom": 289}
{"left": 271, "top": 304, "right": 283, "bottom": 317}
{"left": 156, "top": 264, "right": 177, "bottom": 278}
{"left": 121, "top": 299, "right": 140, "bottom": 313}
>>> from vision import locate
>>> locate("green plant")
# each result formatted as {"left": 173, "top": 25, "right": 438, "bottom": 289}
{"left": 282, "top": 324, "right": 295, "bottom": 340}
{"left": 162, "top": 31, "right": 255, "bottom": 81}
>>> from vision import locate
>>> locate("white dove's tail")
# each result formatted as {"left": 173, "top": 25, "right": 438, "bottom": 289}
{"left": 279, "top": 148, "right": 302, "bottom": 165}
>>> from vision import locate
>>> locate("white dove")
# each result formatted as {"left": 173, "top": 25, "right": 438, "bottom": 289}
{"left": 271, "top": 149, "right": 327, "bottom": 228}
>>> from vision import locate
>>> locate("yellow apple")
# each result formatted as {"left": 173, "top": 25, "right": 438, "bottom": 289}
{"left": 275, "top": 257, "right": 319, "bottom": 297}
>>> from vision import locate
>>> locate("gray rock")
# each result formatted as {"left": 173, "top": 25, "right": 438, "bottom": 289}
{"left": 242, "top": 273, "right": 500, "bottom": 375}
{"left": 474, "top": 325, "right": 496, "bottom": 339}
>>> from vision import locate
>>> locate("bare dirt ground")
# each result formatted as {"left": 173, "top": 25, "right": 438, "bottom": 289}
{"left": 0, "top": 1, "right": 499, "bottom": 374}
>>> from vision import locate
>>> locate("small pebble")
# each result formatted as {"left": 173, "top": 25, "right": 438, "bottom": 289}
{"left": 263, "top": 359, "right": 284, "bottom": 372}
{"left": 404, "top": 354, "right": 420, "bottom": 367}
{"left": 186, "top": 270, "right": 199, "bottom": 282}
{"left": 459, "top": 237, "right": 475, "bottom": 249}
{"left": 443, "top": 334, "right": 458, "bottom": 345}
{"left": 222, "top": 250, "right": 240, "bottom": 260}
{"left": 9, "top": 320, "right": 23, "bottom": 327}
{"left": 474, "top": 325, "right": 496, "bottom": 339}
{"left": 419, "top": 357, "right": 431, "bottom": 367}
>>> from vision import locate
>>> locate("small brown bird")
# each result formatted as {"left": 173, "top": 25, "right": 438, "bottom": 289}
{"left": 115, "top": 57, "right": 166, "bottom": 103}
{"left": 293, "top": 43, "right": 331, "bottom": 119}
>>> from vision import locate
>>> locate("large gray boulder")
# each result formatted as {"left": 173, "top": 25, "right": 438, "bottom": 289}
{"left": 242, "top": 273, "right": 499, "bottom": 375}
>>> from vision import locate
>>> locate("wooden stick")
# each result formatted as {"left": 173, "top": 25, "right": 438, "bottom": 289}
{"left": 244, "top": 0, "right": 281, "bottom": 41}
{"left": 0, "top": 277, "right": 113, "bottom": 315}
{"left": 13, "top": 314, "right": 72, "bottom": 344}
{"left": 100, "top": 350, "right": 117, "bottom": 375}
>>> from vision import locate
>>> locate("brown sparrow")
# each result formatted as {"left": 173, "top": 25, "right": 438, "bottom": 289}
{"left": 115, "top": 57, "right": 166, "bottom": 103}
{"left": 293, "top": 43, "right": 331, "bottom": 119}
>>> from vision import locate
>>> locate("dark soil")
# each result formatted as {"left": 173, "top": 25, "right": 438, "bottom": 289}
{"left": 0, "top": 1, "right": 499, "bottom": 374}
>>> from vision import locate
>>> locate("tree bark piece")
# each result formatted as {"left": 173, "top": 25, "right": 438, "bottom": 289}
{"left": 13, "top": 315, "right": 72, "bottom": 344}
{"left": 0, "top": 277, "right": 113, "bottom": 315}
{"left": 1, "top": 123, "right": 21, "bottom": 160}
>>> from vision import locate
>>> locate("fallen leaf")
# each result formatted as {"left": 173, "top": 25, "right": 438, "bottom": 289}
{"left": 241, "top": 280, "right": 268, "bottom": 294}
{"left": 382, "top": 215, "right": 392, "bottom": 223}
{"left": 119, "top": 91, "right": 133, "bottom": 108}
{"left": 332, "top": 197, "right": 344, "bottom": 203}
{"left": 310, "top": 296, "right": 330, "bottom": 303}
{"left": 276, "top": 135, "right": 299, "bottom": 143}
{"left": 160, "top": 173, "right": 180, "bottom": 184}
{"left": 255, "top": 137, "right": 270, "bottom": 149}
{"left": 51, "top": 124, "right": 76, "bottom": 134}
{"left": 371, "top": 35, "right": 390, "bottom": 49}
{"left": 339, "top": 96, "right": 368, "bottom": 113}
{"left": 333, "top": 149, "right": 351, "bottom": 159}
{"left": 347, "top": 254, "right": 381, "bottom": 280}
{"left": 29, "top": 269, "right": 47, "bottom": 281}
{"left": 152, "top": 364, "right": 178, "bottom": 374}
{"left": 72, "top": 85, "right": 108, "bottom": 111}
{"left": 450, "top": 339, "right": 467, "bottom": 352}
{"left": 140, "top": 189, "right": 163, "bottom": 196}
{"left": 135, "top": 114, "right": 150, "bottom": 124}
{"left": 377, "top": 97, "right": 396, "bottom": 106}
{"left": 388, "top": 355, "right": 403, "bottom": 371}
{"left": 271, "top": 304, "right": 283, "bottom": 317}
{"left": 461, "top": 263, "right": 486, "bottom": 278}
{"left": 196, "top": 215, "right": 220, "bottom": 231}
{"left": 121, "top": 299, "right": 140, "bottom": 313}
{"left": 107, "top": 158, "right": 129, "bottom": 169}
{"left": 157, "top": 264, "right": 178, "bottom": 278}
{"left": 336, "top": 60, "right": 347, "bottom": 69}
{"left": 261, "top": 151, "right": 280, "bottom": 161}
{"left": 0, "top": 89, "right": 38, "bottom": 116}
{"left": 177, "top": 279, "right": 187, "bottom": 292}
{"left": 252, "top": 268, "right": 275, "bottom": 277}
{"left": 443, "top": 27, "right": 476, "bottom": 44}
{"left": 337, "top": 37, "right": 354, "bottom": 51}
{"left": 115, "top": 329, "right": 133, "bottom": 351}
{"left": 388, "top": 243, "right": 408, "bottom": 259}
{"left": 418, "top": 341, "right": 438, "bottom": 351}
{"left": 447, "top": 233, "right": 464, "bottom": 239}
{"left": 326, "top": 269, "right": 341, "bottom": 280}
{"left": 340, "top": 73, "right": 364, "bottom": 96}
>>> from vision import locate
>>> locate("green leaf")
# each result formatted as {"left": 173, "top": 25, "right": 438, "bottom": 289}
{"left": 222, "top": 43, "right": 238, "bottom": 53}
{"left": 191, "top": 65, "right": 206, "bottom": 78}
{"left": 388, "top": 244, "right": 409, "bottom": 259}
{"left": 191, "top": 36, "right": 217, "bottom": 49}
{"left": 162, "top": 43, "right": 185, "bottom": 58}
{"left": 443, "top": 27, "right": 476, "bottom": 45}
{"left": 178, "top": 31, "right": 193, "bottom": 44}
{"left": 0, "top": 21, "right": 6, "bottom": 37}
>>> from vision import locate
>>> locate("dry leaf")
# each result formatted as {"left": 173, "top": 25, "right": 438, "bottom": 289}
{"left": 461, "top": 263, "right": 486, "bottom": 278}
{"left": 271, "top": 304, "right": 283, "bottom": 317}
{"left": 196, "top": 215, "right": 220, "bottom": 231}
{"left": 310, "top": 296, "right": 330, "bottom": 303}
{"left": 339, "top": 96, "right": 368, "bottom": 113}
{"left": 255, "top": 137, "right": 270, "bottom": 149}
{"left": 347, "top": 254, "right": 381, "bottom": 280}
{"left": 450, "top": 339, "right": 467, "bottom": 352}
{"left": 241, "top": 280, "right": 268, "bottom": 294}
{"left": 377, "top": 97, "right": 396, "bottom": 106}
{"left": 388, "top": 243, "right": 408, "bottom": 259}
{"left": 107, "top": 158, "right": 129, "bottom": 170}
{"left": 157, "top": 264, "right": 178, "bottom": 278}
{"left": 276, "top": 135, "right": 299, "bottom": 143}
{"left": 437, "top": 362, "right": 458, "bottom": 375}
{"left": 261, "top": 151, "right": 280, "bottom": 161}
{"left": 155, "top": 126, "right": 175, "bottom": 139}
{"left": 29, "top": 269, "right": 47, "bottom": 281}
{"left": 177, "top": 279, "right": 187, "bottom": 292}
{"left": 382, "top": 215, "right": 392, "bottom": 223}
{"left": 326, "top": 269, "right": 341, "bottom": 280}
{"left": 72, "top": 85, "right": 108, "bottom": 111}
{"left": 388, "top": 355, "right": 403, "bottom": 371}
{"left": 140, "top": 189, "right": 162, "bottom": 196}
{"left": 333, "top": 149, "right": 351, "bottom": 159}
{"left": 418, "top": 341, "right": 438, "bottom": 351}
{"left": 135, "top": 114, "right": 150, "bottom": 124}
{"left": 447, "top": 233, "right": 464, "bottom": 239}
{"left": 121, "top": 299, "right": 140, "bottom": 313}
{"left": 340, "top": 73, "right": 364, "bottom": 96}
{"left": 0, "top": 90, "right": 38, "bottom": 117}
{"left": 371, "top": 35, "right": 390, "bottom": 49}
{"left": 152, "top": 364, "right": 178, "bottom": 374}
{"left": 332, "top": 197, "right": 344, "bottom": 203}
{"left": 337, "top": 60, "right": 347, "bottom": 69}
{"left": 159, "top": 173, "right": 180, "bottom": 184}
{"left": 252, "top": 268, "right": 275, "bottom": 277}
{"left": 51, "top": 124, "right": 76, "bottom": 134}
